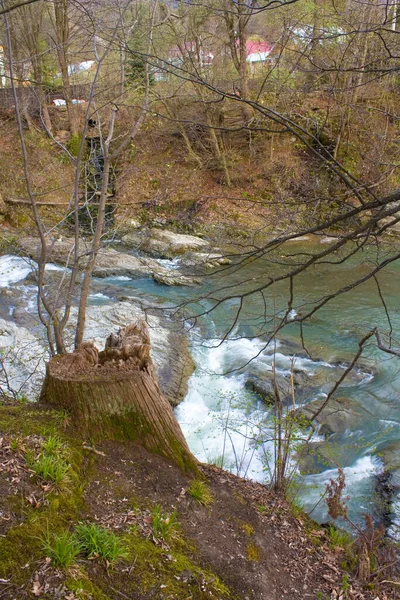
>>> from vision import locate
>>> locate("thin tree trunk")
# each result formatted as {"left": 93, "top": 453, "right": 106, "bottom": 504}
{"left": 54, "top": 0, "right": 79, "bottom": 134}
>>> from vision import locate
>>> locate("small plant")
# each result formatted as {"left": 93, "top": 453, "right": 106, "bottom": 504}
{"left": 327, "top": 524, "right": 353, "bottom": 551}
{"left": 34, "top": 454, "right": 70, "bottom": 485}
{"left": 151, "top": 505, "right": 178, "bottom": 540}
{"left": 75, "top": 523, "right": 128, "bottom": 564}
{"left": 187, "top": 480, "right": 213, "bottom": 506}
{"left": 10, "top": 435, "right": 22, "bottom": 452}
{"left": 42, "top": 434, "right": 65, "bottom": 456}
{"left": 42, "top": 531, "right": 81, "bottom": 569}
{"left": 24, "top": 447, "right": 36, "bottom": 469}
{"left": 341, "top": 573, "right": 350, "bottom": 598}
{"left": 54, "top": 409, "right": 71, "bottom": 429}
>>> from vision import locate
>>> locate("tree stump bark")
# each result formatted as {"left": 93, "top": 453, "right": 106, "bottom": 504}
{"left": 40, "top": 321, "right": 198, "bottom": 474}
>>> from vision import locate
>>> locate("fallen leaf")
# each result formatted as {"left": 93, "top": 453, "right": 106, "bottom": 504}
{"left": 32, "top": 575, "right": 43, "bottom": 597}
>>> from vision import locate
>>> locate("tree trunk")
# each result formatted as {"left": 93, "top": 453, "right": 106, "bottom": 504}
{"left": 40, "top": 321, "right": 199, "bottom": 474}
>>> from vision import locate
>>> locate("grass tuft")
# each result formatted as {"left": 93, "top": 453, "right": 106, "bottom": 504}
{"left": 41, "top": 434, "right": 66, "bottom": 456}
{"left": 151, "top": 505, "right": 178, "bottom": 541}
{"left": 75, "top": 523, "right": 128, "bottom": 564}
{"left": 33, "top": 454, "right": 70, "bottom": 485}
{"left": 42, "top": 531, "right": 81, "bottom": 569}
{"left": 187, "top": 480, "right": 213, "bottom": 506}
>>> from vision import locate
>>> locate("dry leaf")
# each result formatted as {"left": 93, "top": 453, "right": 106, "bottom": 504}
{"left": 32, "top": 575, "right": 43, "bottom": 597}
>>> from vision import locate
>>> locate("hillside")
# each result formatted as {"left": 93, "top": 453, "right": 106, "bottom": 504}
{"left": 0, "top": 398, "right": 397, "bottom": 600}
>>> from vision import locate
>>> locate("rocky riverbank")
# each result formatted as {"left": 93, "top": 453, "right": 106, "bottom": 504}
{"left": 0, "top": 299, "right": 193, "bottom": 407}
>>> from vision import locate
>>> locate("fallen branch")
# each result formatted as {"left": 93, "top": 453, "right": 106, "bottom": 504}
{"left": 82, "top": 444, "right": 106, "bottom": 457}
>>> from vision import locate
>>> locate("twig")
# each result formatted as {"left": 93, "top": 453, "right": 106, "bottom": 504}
{"left": 82, "top": 444, "right": 106, "bottom": 457}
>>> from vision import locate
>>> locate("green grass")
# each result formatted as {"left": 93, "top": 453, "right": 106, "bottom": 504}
{"left": 151, "top": 505, "right": 178, "bottom": 541}
{"left": 75, "top": 523, "right": 128, "bottom": 564}
{"left": 23, "top": 433, "right": 71, "bottom": 486}
{"left": 33, "top": 454, "right": 70, "bottom": 485}
{"left": 327, "top": 524, "right": 353, "bottom": 550}
{"left": 187, "top": 480, "right": 213, "bottom": 506}
{"left": 42, "top": 531, "right": 81, "bottom": 568}
{"left": 41, "top": 434, "right": 66, "bottom": 456}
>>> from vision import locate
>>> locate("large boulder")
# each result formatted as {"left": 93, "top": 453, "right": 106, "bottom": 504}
{"left": 376, "top": 441, "right": 400, "bottom": 490}
{"left": 245, "top": 374, "right": 292, "bottom": 405}
{"left": 121, "top": 228, "right": 210, "bottom": 258}
{"left": 295, "top": 396, "right": 373, "bottom": 437}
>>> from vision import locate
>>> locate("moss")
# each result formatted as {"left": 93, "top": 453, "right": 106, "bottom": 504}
{"left": 65, "top": 575, "right": 111, "bottom": 599}
{"left": 123, "top": 530, "right": 233, "bottom": 599}
{"left": 67, "top": 133, "right": 83, "bottom": 158}
{"left": 233, "top": 491, "right": 246, "bottom": 505}
{"left": 241, "top": 523, "right": 255, "bottom": 537}
{"left": 0, "top": 404, "right": 87, "bottom": 581}
{"left": 246, "top": 542, "right": 261, "bottom": 562}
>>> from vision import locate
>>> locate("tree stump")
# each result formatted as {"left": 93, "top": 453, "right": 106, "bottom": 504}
{"left": 40, "top": 321, "right": 198, "bottom": 474}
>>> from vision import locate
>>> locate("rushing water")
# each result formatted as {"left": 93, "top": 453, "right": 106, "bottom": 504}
{"left": 1, "top": 239, "right": 399, "bottom": 534}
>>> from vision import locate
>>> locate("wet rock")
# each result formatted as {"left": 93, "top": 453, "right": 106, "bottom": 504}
{"left": 376, "top": 441, "right": 400, "bottom": 490}
{"left": 119, "top": 230, "right": 144, "bottom": 249}
{"left": 375, "top": 470, "right": 396, "bottom": 531}
{"left": 295, "top": 396, "right": 373, "bottom": 437}
{"left": 153, "top": 269, "right": 200, "bottom": 286}
{"left": 182, "top": 251, "right": 232, "bottom": 269}
{"left": 245, "top": 374, "right": 292, "bottom": 405}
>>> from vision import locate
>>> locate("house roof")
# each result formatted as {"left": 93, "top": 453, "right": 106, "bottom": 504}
{"left": 168, "top": 39, "right": 272, "bottom": 64}
{"left": 246, "top": 41, "right": 272, "bottom": 55}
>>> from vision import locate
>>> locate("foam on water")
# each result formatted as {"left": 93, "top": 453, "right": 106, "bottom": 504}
{"left": 90, "top": 292, "right": 109, "bottom": 298}
{"left": 175, "top": 337, "right": 274, "bottom": 479}
{"left": 103, "top": 275, "right": 132, "bottom": 281}
{"left": 0, "top": 255, "right": 33, "bottom": 286}
{"left": 46, "top": 263, "right": 69, "bottom": 272}
{"left": 0, "top": 255, "right": 72, "bottom": 289}
{"left": 154, "top": 257, "right": 181, "bottom": 270}
{"left": 299, "top": 456, "right": 382, "bottom": 525}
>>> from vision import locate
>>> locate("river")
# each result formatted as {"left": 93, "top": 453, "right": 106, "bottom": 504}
{"left": 0, "top": 237, "right": 399, "bottom": 536}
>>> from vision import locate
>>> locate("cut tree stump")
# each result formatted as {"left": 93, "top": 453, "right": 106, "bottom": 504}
{"left": 40, "top": 321, "right": 199, "bottom": 474}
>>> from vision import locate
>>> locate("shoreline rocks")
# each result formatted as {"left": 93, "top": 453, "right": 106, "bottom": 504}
{"left": 120, "top": 227, "right": 210, "bottom": 258}
{"left": 19, "top": 237, "right": 201, "bottom": 286}
{"left": 0, "top": 301, "right": 195, "bottom": 408}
